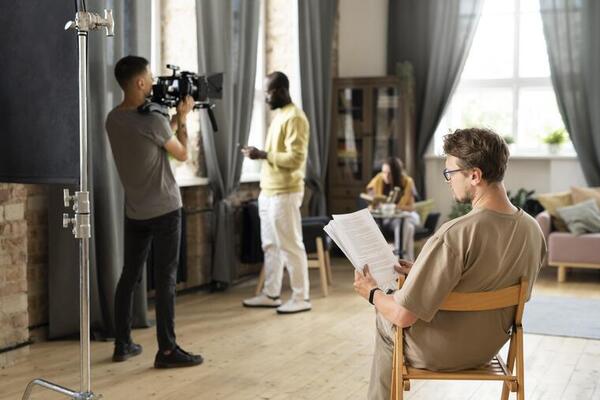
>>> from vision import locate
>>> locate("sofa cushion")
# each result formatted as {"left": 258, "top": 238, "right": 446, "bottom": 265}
{"left": 571, "top": 186, "right": 600, "bottom": 208}
{"left": 557, "top": 199, "right": 600, "bottom": 235}
{"left": 535, "top": 191, "right": 573, "bottom": 231}
{"left": 548, "top": 232, "right": 600, "bottom": 265}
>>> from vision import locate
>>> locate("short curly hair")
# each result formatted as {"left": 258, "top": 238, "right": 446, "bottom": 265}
{"left": 442, "top": 128, "right": 510, "bottom": 183}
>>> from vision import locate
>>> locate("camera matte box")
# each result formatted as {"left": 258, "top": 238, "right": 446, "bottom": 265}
{"left": 0, "top": 1, "right": 79, "bottom": 184}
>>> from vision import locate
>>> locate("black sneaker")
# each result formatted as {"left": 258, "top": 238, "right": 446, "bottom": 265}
{"left": 112, "top": 342, "right": 143, "bottom": 362}
{"left": 154, "top": 346, "right": 203, "bottom": 369}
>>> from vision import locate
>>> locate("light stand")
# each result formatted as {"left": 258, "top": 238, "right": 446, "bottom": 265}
{"left": 22, "top": 7, "right": 114, "bottom": 400}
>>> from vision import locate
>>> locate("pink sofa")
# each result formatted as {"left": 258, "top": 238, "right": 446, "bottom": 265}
{"left": 536, "top": 211, "right": 600, "bottom": 282}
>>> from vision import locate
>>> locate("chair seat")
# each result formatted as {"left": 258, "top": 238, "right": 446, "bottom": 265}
{"left": 405, "top": 356, "right": 516, "bottom": 382}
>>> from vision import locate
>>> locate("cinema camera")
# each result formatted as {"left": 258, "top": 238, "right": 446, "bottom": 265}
{"left": 150, "top": 64, "right": 223, "bottom": 131}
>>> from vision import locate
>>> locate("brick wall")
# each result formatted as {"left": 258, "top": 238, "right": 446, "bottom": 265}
{"left": 24, "top": 185, "right": 49, "bottom": 342}
{"left": 0, "top": 184, "right": 30, "bottom": 368}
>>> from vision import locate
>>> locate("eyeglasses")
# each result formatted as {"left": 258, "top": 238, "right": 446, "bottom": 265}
{"left": 442, "top": 168, "right": 465, "bottom": 181}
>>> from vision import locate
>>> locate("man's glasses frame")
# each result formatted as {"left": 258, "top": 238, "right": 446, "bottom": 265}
{"left": 442, "top": 168, "right": 465, "bottom": 182}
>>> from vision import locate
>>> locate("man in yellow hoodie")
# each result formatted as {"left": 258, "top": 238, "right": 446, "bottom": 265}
{"left": 241, "top": 71, "right": 311, "bottom": 314}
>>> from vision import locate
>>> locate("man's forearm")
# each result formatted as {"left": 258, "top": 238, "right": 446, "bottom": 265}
{"left": 176, "top": 117, "right": 188, "bottom": 149}
{"left": 373, "top": 291, "right": 417, "bottom": 328}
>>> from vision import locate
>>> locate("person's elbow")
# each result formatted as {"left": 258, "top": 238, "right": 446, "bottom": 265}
{"left": 285, "top": 152, "right": 305, "bottom": 169}
{"left": 392, "top": 306, "right": 418, "bottom": 328}
{"left": 174, "top": 151, "right": 188, "bottom": 162}
{"left": 164, "top": 138, "right": 188, "bottom": 161}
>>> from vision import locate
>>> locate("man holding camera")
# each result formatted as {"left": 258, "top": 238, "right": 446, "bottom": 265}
{"left": 105, "top": 55, "right": 202, "bottom": 368}
{"left": 241, "top": 71, "right": 311, "bottom": 314}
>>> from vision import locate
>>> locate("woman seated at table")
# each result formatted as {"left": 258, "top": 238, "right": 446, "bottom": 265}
{"left": 366, "top": 157, "right": 420, "bottom": 260}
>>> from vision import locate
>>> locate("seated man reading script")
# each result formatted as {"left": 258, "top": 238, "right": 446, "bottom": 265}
{"left": 354, "top": 128, "right": 547, "bottom": 399}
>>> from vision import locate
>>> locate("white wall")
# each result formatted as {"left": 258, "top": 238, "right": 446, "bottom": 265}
{"left": 338, "top": 0, "right": 388, "bottom": 77}
{"left": 425, "top": 156, "right": 587, "bottom": 224}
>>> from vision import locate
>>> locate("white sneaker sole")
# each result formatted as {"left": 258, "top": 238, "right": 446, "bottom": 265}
{"left": 276, "top": 307, "right": 312, "bottom": 314}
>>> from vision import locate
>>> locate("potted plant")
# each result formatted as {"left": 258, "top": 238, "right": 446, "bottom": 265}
{"left": 542, "top": 128, "right": 568, "bottom": 154}
{"left": 448, "top": 202, "right": 472, "bottom": 220}
{"left": 503, "top": 135, "right": 515, "bottom": 153}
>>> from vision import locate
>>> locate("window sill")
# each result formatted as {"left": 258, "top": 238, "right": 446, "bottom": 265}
{"left": 177, "top": 176, "right": 210, "bottom": 187}
{"left": 240, "top": 172, "right": 261, "bottom": 183}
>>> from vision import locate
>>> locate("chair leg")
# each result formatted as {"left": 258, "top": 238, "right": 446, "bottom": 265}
{"left": 316, "top": 237, "right": 328, "bottom": 297}
{"left": 501, "top": 332, "right": 517, "bottom": 400}
{"left": 557, "top": 265, "right": 567, "bottom": 283}
{"left": 255, "top": 266, "right": 265, "bottom": 295}
{"left": 516, "top": 327, "right": 525, "bottom": 400}
{"left": 324, "top": 249, "right": 333, "bottom": 285}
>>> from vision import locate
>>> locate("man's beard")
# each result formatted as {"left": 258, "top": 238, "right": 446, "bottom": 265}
{"left": 267, "top": 97, "right": 286, "bottom": 110}
{"left": 454, "top": 192, "right": 472, "bottom": 204}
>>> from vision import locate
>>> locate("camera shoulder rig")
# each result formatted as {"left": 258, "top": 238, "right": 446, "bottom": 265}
{"left": 137, "top": 100, "right": 170, "bottom": 118}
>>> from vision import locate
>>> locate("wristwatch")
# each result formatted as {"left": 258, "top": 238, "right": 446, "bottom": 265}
{"left": 369, "top": 287, "right": 382, "bottom": 305}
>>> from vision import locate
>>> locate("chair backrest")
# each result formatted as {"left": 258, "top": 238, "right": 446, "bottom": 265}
{"left": 439, "top": 277, "right": 528, "bottom": 325}
{"left": 302, "top": 216, "right": 331, "bottom": 253}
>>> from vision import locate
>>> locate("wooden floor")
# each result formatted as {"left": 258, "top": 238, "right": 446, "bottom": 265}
{"left": 2, "top": 262, "right": 600, "bottom": 400}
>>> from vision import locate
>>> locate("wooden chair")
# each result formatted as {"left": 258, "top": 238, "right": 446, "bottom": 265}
{"left": 390, "top": 277, "right": 528, "bottom": 400}
{"left": 255, "top": 236, "right": 333, "bottom": 297}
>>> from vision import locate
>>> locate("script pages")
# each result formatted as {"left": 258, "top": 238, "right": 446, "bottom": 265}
{"left": 323, "top": 208, "right": 397, "bottom": 289}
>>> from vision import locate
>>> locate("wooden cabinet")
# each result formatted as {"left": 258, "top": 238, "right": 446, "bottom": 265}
{"left": 327, "top": 76, "right": 414, "bottom": 214}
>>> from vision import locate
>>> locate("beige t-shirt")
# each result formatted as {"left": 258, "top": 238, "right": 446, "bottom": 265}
{"left": 392, "top": 207, "right": 546, "bottom": 371}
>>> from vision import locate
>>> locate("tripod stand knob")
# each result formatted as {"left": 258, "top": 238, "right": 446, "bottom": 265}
{"left": 64, "top": 189, "right": 74, "bottom": 207}
{"left": 103, "top": 10, "right": 114, "bottom": 37}
{"left": 63, "top": 213, "right": 74, "bottom": 228}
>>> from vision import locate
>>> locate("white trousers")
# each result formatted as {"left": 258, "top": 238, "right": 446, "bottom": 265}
{"left": 259, "top": 191, "right": 309, "bottom": 300}
{"left": 381, "top": 211, "right": 420, "bottom": 261}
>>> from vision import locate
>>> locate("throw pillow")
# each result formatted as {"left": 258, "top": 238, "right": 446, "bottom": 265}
{"left": 556, "top": 199, "right": 600, "bottom": 235}
{"left": 535, "top": 191, "right": 573, "bottom": 231}
{"left": 571, "top": 186, "right": 600, "bottom": 208}
{"left": 414, "top": 199, "right": 435, "bottom": 226}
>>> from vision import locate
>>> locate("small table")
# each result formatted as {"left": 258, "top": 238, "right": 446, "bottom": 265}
{"left": 370, "top": 209, "right": 412, "bottom": 258}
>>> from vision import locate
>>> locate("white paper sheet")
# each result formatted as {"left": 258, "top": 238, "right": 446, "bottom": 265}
{"left": 324, "top": 208, "right": 397, "bottom": 287}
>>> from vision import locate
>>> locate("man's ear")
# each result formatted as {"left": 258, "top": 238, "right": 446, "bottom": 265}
{"left": 135, "top": 76, "right": 146, "bottom": 91}
{"left": 470, "top": 167, "right": 483, "bottom": 185}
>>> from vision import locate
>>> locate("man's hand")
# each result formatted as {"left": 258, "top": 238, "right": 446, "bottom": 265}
{"left": 241, "top": 146, "right": 268, "bottom": 160}
{"left": 394, "top": 259, "right": 413, "bottom": 276}
{"left": 175, "top": 95, "right": 194, "bottom": 121}
{"left": 353, "top": 265, "right": 378, "bottom": 301}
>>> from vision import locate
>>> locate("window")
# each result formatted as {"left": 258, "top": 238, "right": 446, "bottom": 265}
{"left": 152, "top": 0, "right": 203, "bottom": 180}
{"left": 433, "top": 0, "right": 572, "bottom": 155}
{"left": 241, "top": 0, "right": 266, "bottom": 182}
{"left": 241, "top": 0, "right": 302, "bottom": 181}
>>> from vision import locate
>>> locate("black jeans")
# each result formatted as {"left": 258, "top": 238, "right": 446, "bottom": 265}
{"left": 114, "top": 208, "right": 181, "bottom": 352}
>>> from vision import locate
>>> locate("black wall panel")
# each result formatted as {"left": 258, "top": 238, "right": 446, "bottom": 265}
{"left": 0, "top": 1, "right": 79, "bottom": 184}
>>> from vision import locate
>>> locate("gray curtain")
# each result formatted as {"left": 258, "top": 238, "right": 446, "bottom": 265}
{"left": 298, "top": 0, "right": 338, "bottom": 216}
{"left": 387, "top": 0, "right": 483, "bottom": 196}
{"left": 196, "top": 0, "right": 260, "bottom": 285}
{"left": 49, "top": 0, "right": 150, "bottom": 339}
{"left": 540, "top": 0, "right": 600, "bottom": 186}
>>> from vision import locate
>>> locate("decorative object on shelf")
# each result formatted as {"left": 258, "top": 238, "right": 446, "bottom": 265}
{"left": 542, "top": 127, "right": 569, "bottom": 154}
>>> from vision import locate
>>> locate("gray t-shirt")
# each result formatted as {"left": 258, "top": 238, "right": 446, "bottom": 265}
{"left": 106, "top": 107, "right": 182, "bottom": 220}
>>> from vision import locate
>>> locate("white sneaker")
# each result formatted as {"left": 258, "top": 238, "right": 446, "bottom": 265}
{"left": 242, "top": 294, "right": 282, "bottom": 308}
{"left": 276, "top": 299, "right": 312, "bottom": 314}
